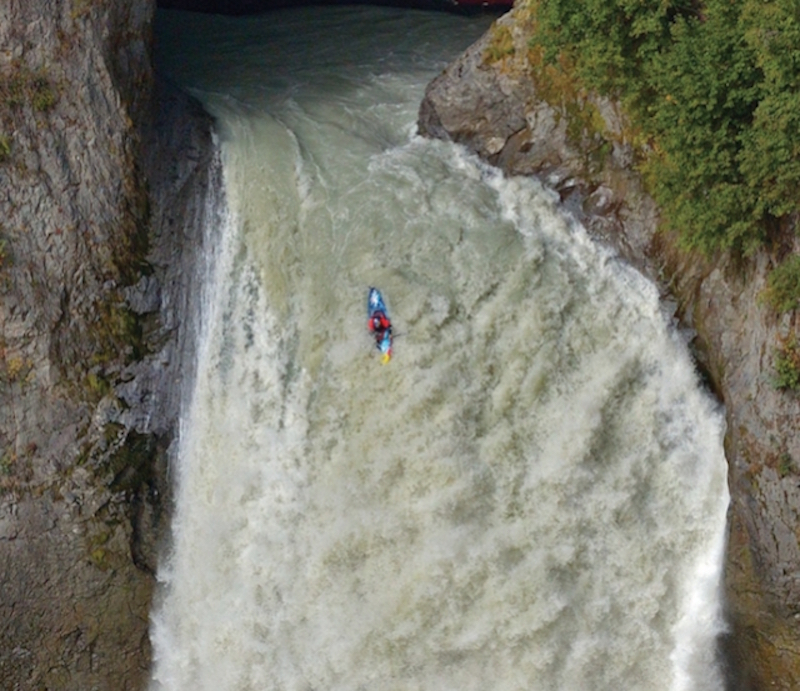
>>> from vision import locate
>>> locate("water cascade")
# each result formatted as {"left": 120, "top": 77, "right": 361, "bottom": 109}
{"left": 151, "top": 7, "right": 730, "bottom": 690}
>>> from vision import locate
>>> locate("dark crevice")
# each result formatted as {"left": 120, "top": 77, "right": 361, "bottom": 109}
{"left": 156, "top": 0, "right": 512, "bottom": 16}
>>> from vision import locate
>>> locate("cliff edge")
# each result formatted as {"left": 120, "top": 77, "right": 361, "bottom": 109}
{"left": 418, "top": 9, "right": 800, "bottom": 690}
{"left": 0, "top": 1, "right": 220, "bottom": 687}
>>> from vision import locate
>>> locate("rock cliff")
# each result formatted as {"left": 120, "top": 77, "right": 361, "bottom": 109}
{"left": 418, "top": 9, "right": 800, "bottom": 690}
{"left": 0, "top": 1, "right": 220, "bottom": 687}
{"left": 1, "top": 1, "right": 797, "bottom": 689}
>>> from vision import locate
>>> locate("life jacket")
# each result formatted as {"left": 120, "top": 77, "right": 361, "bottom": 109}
{"left": 369, "top": 312, "right": 391, "bottom": 332}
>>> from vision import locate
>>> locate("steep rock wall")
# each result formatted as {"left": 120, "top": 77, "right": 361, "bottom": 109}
{"left": 2, "top": 2, "right": 797, "bottom": 688}
{"left": 0, "top": 1, "right": 220, "bottom": 687}
{"left": 418, "top": 9, "right": 800, "bottom": 691}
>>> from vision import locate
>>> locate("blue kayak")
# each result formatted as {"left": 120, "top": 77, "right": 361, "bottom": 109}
{"left": 367, "top": 287, "right": 393, "bottom": 363}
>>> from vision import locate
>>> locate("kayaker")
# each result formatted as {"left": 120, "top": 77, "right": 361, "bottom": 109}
{"left": 369, "top": 312, "right": 390, "bottom": 333}
{"left": 369, "top": 311, "right": 391, "bottom": 346}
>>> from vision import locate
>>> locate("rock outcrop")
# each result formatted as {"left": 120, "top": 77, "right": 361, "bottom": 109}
{"left": 419, "top": 9, "right": 800, "bottom": 690}
{"left": 0, "top": 1, "right": 221, "bottom": 688}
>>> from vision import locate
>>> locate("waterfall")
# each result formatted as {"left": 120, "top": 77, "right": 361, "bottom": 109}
{"left": 150, "top": 7, "right": 730, "bottom": 690}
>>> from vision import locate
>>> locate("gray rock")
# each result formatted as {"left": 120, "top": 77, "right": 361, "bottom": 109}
{"left": 0, "top": 1, "right": 223, "bottom": 688}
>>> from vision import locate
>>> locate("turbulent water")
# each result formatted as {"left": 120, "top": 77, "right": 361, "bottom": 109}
{"left": 151, "top": 7, "right": 730, "bottom": 691}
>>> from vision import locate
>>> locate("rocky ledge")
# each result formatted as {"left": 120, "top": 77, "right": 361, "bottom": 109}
{"left": 419, "top": 9, "right": 800, "bottom": 691}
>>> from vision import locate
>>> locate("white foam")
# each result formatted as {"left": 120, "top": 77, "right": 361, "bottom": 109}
{"left": 152, "top": 8, "right": 729, "bottom": 691}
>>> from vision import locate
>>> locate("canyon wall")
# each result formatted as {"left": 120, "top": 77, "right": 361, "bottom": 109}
{"left": 0, "top": 1, "right": 220, "bottom": 687}
{"left": 1, "top": 2, "right": 797, "bottom": 689}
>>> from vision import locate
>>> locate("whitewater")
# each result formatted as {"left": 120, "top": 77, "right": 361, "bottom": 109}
{"left": 150, "top": 7, "right": 730, "bottom": 691}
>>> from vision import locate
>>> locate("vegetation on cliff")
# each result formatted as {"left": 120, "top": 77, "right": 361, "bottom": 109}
{"left": 0, "top": 63, "right": 58, "bottom": 164}
{"left": 518, "top": 0, "right": 799, "bottom": 257}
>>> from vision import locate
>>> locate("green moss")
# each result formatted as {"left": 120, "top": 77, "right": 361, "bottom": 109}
{"left": 3, "top": 73, "right": 26, "bottom": 108}
{"left": 773, "top": 335, "right": 800, "bottom": 391}
{"left": 85, "top": 371, "right": 111, "bottom": 401}
{"left": 0, "top": 133, "right": 10, "bottom": 162}
{"left": 1, "top": 354, "right": 32, "bottom": 385}
{"left": 76, "top": 441, "right": 92, "bottom": 467}
{"left": 87, "top": 530, "right": 112, "bottom": 569}
{"left": 89, "top": 547, "right": 108, "bottom": 568}
{"left": 778, "top": 453, "right": 794, "bottom": 478}
{"left": 0, "top": 236, "right": 9, "bottom": 269}
{"left": 67, "top": 297, "right": 147, "bottom": 402}
{"left": 761, "top": 254, "right": 800, "bottom": 315}
{"left": 29, "top": 74, "right": 56, "bottom": 112}
{"left": 89, "top": 297, "right": 146, "bottom": 369}
{"left": 0, "top": 66, "right": 57, "bottom": 165}
{"left": 0, "top": 450, "right": 14, "bottom": 476}
{"left": 484, "top": 24, "right": 516, "bottom": 63}
{"left": 114, "top": 170, "right": 153, "bottom": 286}
{"left": 63, "top": 293, "right": 149, "bottom": 402}
{"left": 0, "top": 65, "right": 58, "bottom": 114}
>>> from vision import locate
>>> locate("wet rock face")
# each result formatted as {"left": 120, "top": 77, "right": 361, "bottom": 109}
{"left": 419, "top": 10, "right": 800, "bottom": 691}
{"left": 0, "top": 0, "right": 220, "bottom": 688}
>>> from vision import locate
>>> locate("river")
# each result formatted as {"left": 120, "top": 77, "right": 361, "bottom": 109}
{"left": 150, "top": 7, "right": 730, "bottom": 690}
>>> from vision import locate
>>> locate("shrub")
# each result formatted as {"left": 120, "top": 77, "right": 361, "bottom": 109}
{"left": 762, "top": 255, "right": 800, "bottom": 314}
{"left": 773, "top": 335, "right": 800, "bottom": 391}
{"left": 520, "top": 0, "right": 800, "bottom": 254}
